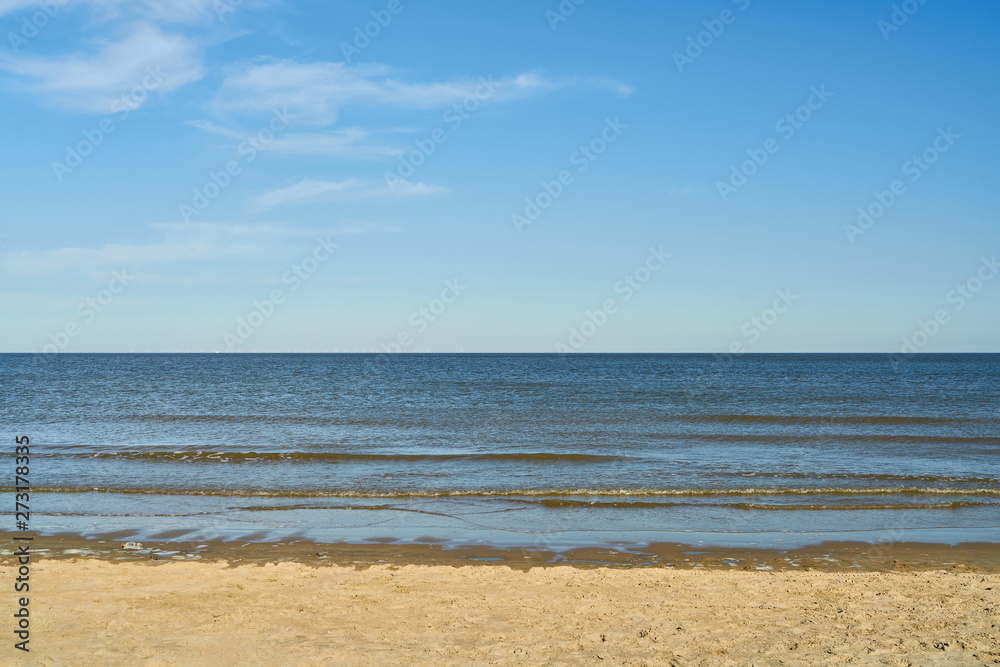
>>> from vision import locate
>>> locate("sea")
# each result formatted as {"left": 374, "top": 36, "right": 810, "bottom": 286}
{"left": 3, "top": 353, "right": 998, "bottom": 550}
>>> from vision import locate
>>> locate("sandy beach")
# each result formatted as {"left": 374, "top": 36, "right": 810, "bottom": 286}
{"left": 4, "top": 544, "right": 999, "bottom": 666}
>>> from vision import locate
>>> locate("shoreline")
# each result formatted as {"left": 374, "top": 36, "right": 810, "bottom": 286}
{"left": 5, "top": 533, "right": 999, "bottom": 571}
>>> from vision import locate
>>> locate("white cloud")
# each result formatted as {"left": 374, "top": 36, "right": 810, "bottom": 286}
{"left": 266, "top": 131, "right": 403, "bottom": 159}
{"left": 665, "top": 184, "right": 696, "bottom": 198}
{"left": 3, "top": 220, "right": 292, "bottom": 275}
{"left": 250, "top": 178, "right": 368, "bottom": 211}
{"left": 250, "top": 177, "right": 448, "bottom": 212}
{"left": 386, "top": 179, "right": 450, "bottom": 198}
{"left": 187, "top": 120, "right": 403, "bottom": 159}
{"left": 334, "top": 222, "right": 405, "bottom": 235}
{"left": 0, "top": 0, "right": 259, "bottom": 23}
{"left": 113, "top": 0, "right": 241, "bottom": 23}
{"left": 2, "top": 241, "right": 255, "bottom": 276}
{"left": 0, "top": 23, "right": 203, "bottom": 112}
{"left": 215, "top": 60, "right": 629, "bottom": 126}
{"left": 0, "top": 0, "right": 42, "bottom": 12}
{"left": 147, "top": 221, "right": 325, "bottom": 236}
{"left": 2, "top": 219, "right": 408, "bottom": 276}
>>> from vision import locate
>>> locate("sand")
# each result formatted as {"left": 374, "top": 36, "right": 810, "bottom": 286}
{"left": 4, "top": 558, "right": 999, "bottom": 666}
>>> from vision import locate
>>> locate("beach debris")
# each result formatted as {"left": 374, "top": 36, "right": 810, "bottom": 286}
{"left": 121, "top": 541, "right": 144, "bottom": 550}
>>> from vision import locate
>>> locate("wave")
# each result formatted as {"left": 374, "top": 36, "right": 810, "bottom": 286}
{"left": 70, "top": 451, "right": 625, "bottom": 463}
{"left": 106, "top": 413, "right": 1000, "bottom": 427}
{"left": 35, "top": 500, "right": 996, "bottom": 517}
{"left": 665, "top": 414, "right": 990, "bottom": 425}
{"left": 13, "top": 486, "right": 1000, "bottom": 498}
{"left": 663, "top": 434, "right": 1000, "bottom": 445}
{"left": 711, "top": 472, "right": 1000, "bottom": 483}
{"left": 537, "top": 499, "right": 995, "bottom": 510}
{"left": 40, "top": 453, "right": 1000, "bottom": 476}
{"left": 119, "top": 414, "right": 337, "bottom": 424}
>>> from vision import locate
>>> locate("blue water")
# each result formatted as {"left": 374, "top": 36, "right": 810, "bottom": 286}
{"left": 2, "top": 353, "right": 998, "bottom": 548}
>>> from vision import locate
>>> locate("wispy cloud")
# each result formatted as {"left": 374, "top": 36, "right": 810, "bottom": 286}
{"left": 386, "top": 180, "right": 450, "bottom": 198}
{"left": 100, "top": 0, "right": 250, "bottom": 24}
{"left": 2, "top": 240, "right": 255, "bottom": 276}
{"left": 251, "top": 178, "right": 368, "bottom": 211}
{"left": 147, "top": 221, "right": 325, "bottom": 236}
{"left": 3, "top": 220, "right": 303, "bottom": 276}
{"left": 664, "top": 184, "right": 696, "bottom": 198}
{"left": 0, "top": 0, "right": 264, "bottom": 23}
{"left": 249, "top": 177, "right": 448, "bottom": 212}
{"left": 265, "top": 131, "right": 404, "bottom": 159}
{"left": 0, "top": 23, "right": 203, "bottom": 112}
{"left": 334, "top": 222, "right": 405, "bottom": 235}
{"left": 187, "top": 120, "right": 404, "bottom": 159}
{"left": 0, "top": 0, "right": 47, "bottom": 12}
{"left": 2, "top": 219, "right": 407, "bottom": 276}
{"left": 215, "top": 60, "right": 631, "bottom": 126}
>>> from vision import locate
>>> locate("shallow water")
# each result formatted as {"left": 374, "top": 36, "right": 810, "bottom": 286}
{"left": 3, "top": 353, "right": 998, "bottom": 548}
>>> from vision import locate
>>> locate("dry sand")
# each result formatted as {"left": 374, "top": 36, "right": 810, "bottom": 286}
{"left": 4, "top": 558, "right": 999, "bottom": 666}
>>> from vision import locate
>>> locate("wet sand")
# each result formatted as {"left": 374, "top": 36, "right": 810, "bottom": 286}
{"left": 3, "top": 535, "right": 998, "bottom": 665}
{"left": 4, "top": 533, "right": 1000, "bottom": 572}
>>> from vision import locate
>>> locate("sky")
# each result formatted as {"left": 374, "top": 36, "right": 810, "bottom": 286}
{"left": 0, "top": 0, "right": 997, "bottom": 353}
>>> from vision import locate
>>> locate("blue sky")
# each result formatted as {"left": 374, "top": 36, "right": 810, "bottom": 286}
{"left": 0, "top": 0, "right": 997, "bottom": 353}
